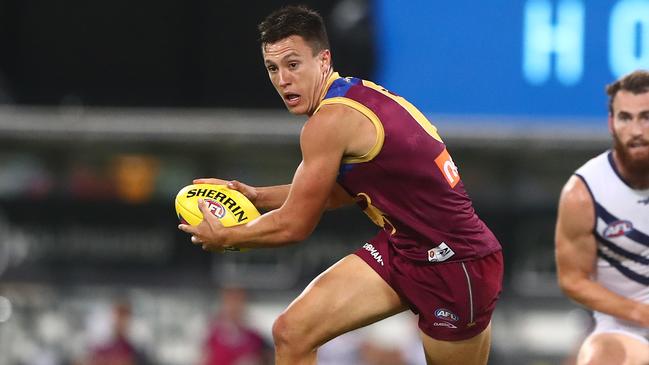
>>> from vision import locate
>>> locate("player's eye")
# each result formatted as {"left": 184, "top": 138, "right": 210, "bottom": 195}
{"left": 288, "top": 62, "right": 298, "bottom": 69}
{"left": 266, "top": 65, "right": 277, "bottom": 73}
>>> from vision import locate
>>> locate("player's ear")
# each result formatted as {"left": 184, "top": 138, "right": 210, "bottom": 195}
{"left": 607, "top": 114, "right": 614, "bottom": 135}
{"left": 319, "top": 50, "right": 331, "bottom": 70}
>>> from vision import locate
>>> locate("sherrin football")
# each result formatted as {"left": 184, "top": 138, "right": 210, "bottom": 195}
{"left": 175, "top": 183, "right": 260, "bottom": 227}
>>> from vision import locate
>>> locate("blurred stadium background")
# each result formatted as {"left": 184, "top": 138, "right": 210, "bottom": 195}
{"left": 0, "top": 0, "right": 645, "bottom": 364}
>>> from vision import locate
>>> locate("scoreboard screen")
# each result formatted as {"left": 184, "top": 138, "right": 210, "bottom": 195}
{"left": 373, "top": 0, "right": 649, "bottom": 120}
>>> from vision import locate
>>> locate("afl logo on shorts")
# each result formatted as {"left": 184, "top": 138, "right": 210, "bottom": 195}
{"left": 205, "top": 199, "right": 227, "bottom": 219}
{"left": 434, "top": 308, "right": 459, "bottom": 322}
{"left": 428, "top": 242, "right": 455, "bottom": 263}
{"left": 603, "top": 220, "right": 633, "bottom": 238}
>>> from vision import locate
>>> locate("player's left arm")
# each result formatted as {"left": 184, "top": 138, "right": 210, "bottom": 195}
{"left": 179, "top": 105, "right": 353, "bottom": 250}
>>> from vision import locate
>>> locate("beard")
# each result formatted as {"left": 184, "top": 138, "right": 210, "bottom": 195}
{"left": 612, "top": 132, "right": 649, "bottom": 177}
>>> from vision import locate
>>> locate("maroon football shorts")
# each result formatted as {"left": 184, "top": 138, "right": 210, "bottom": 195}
{"left": 354, "top": 230, "right": 504, "bottom": 341}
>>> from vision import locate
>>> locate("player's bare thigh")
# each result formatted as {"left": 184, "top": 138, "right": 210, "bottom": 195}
{"left": 419, "top": 322, "right": 492, "bottom": 365}
{"left": 577, "top": 332, "right": 649, "bottom": 365}
{"left": 274, "top": 254, "right": 408, "bottom": 350}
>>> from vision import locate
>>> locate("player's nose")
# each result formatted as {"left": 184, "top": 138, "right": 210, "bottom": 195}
{"left": 629, "top": 118, "right": 644, "bottom": 136}
{"left": 278, "top": 68, "right": 292, "bottom": 86}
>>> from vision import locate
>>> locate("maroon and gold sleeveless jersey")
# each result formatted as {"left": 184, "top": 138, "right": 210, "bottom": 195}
{"left": 316, "top": 73, "right": 501, "bottom": 263}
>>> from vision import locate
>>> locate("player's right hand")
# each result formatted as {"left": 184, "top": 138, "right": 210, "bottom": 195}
{"left": 192, "top": 178, "right": 258, "bottom": 204}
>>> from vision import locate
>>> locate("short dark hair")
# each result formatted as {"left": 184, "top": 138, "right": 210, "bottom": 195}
{"left": 606, "top": 70, "right": 649, "bottom": 114}
{"left": 258, "top": 5, "right": 330, "bottom": 55}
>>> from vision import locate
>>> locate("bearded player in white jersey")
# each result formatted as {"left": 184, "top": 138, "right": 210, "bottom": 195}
{"left": 555, "top": 70, "right": 649, "bottom": 365}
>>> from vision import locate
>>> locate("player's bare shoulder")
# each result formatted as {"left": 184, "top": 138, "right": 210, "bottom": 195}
{"left": 301, "top": 104, "right": 349, "bottom": 144}
{"left": 557, "top": 175, "right": 595, "bottom": 232}
{"left": 559, "top": 175, "right": 593, "bottom": 208}
{"left": 304, "top": 103, "right": 376, "bottom": 158}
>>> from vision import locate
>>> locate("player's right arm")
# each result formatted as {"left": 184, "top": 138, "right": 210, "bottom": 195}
{"left": 193, "top": 179, "right": 354, "bottom": 211}
{"left": 555, "top": 175, "right": 649, "bottom": 327}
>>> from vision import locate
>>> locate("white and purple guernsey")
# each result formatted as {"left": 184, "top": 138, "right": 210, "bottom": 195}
{"left": 575, "top": 150, "right": 649, "bottom": 338}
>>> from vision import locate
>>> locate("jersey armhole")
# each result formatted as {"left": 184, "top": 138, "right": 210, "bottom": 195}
{"left": 316, "top": 97, "right": 385, "bottom": 163}
{"left": 574, "top": 173, "right": 598, "bottom": 234}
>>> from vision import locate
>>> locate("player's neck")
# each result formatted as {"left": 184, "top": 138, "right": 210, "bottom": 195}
{"left": 309, "top": 68, "right": 335, "bottom": 116}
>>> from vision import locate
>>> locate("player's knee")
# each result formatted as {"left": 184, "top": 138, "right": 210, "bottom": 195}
{"left": 272, "top": 311, "right": 305, "bottom": 351}
{"left": 578, "top": 335, "right": 627, "bottom": 365}
{"left": 271, "top": 312, "right": 290, "bottom": 347}
{"left": 272, "top": 309, "right": 319, "bottom": 356}
{"left": 579, "top": 352, "right": 627, "bottom": 365}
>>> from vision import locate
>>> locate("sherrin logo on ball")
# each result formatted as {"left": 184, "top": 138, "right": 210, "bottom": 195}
{"left": 175, "top": 184, "right": 260, "bottom": 252}
{"left": 175, "top": 183, "right": 260, "bottom": 228}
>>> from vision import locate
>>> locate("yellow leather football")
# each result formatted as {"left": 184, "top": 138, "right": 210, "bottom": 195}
{"left": 175, "top": 183, "right": 260, "bottom": 227}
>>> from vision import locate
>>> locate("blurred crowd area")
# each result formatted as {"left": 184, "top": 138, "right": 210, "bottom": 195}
{"left": 0, "top": 284, "right": 435, "bottom": 365}
{"left": 0, "top": 151, "right": 170, "bottom": 204}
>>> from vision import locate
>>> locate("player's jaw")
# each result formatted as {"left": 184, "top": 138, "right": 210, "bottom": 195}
{"left": 613, "top": 132, "right": 649, "bottom": 175}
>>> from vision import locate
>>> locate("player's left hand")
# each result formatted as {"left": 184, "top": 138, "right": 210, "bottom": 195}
{"left": 178, "top": 198, "right": 227, "bottom": 252}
